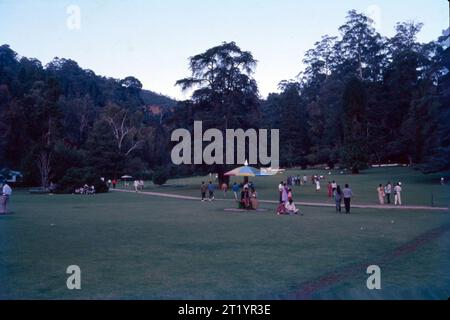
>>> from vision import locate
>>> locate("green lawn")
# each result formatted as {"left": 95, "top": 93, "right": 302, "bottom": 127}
{"left": 1, "top": 167, "right": 450, "bottom": 300}
{"left": 137, "top": 167, "right": 450, "bottom": 208}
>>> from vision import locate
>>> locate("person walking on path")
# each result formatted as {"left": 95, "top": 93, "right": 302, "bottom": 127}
{"left": 200, "top": 182, "right": 207, "bottom": 202}
{"left": 342, "top": 184, "right": 353, "bottom": 213}
{"left": 232, "top": 182, "right": 240, "bottom": 201}
{"left": 208, "top": 181, "right": 215, "bottom": 201}
{"left": 1, "top": 182, "right": 12, "bottom": 214}
{"left": 377, "top": 184, "right": 385, "bottom": 205}
{"left": 221, "top": 182, "right": 228, "bottom": 198}
{"left": 315, "top": 179, "right": 321, "bottom": 192}
{"left": 394, "top": 182, "right": 403, "bottom": 206}
{"left": 334, "top": 185, "right": 343, "bottom": 213}
{"left": 384, "top": 182, "right": 392, "bottom": 204}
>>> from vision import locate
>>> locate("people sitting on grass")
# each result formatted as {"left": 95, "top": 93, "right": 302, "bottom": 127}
{"left": 240, "top": 187, "right": 251, "bottom": 209}
{"left": 277, "top": 199, "right": 300, "bottom": 215}
{"left": 285, "top": 199, "right": 300, "bottom": 215}
{"left": 75, "top": 184, "right": 96, "bottom": 195}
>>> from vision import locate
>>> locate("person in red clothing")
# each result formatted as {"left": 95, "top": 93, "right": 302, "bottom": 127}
{"left": 327, "top": 182, "right": 333, "bottom": 198}
{"left": 112, "top": 179, "right": 117, "bottom": 189}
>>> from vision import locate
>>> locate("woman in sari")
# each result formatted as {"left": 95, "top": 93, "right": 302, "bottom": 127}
{"left": 250, "top": 188, "right": 259, "bottom": 210}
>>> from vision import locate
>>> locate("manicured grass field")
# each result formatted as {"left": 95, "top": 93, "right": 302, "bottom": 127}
{"left": 1, "top": 167, "right": 449, "bottom": 300}
{"left": 139, "top": 167, "right": 450, "bottom": 208}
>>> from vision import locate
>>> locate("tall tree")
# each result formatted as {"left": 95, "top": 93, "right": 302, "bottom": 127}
{"left": 342, "top": 77, "right": 368, "bottom": 173}
{"left": 175, "top": 42, "right": 260, "bottom": 183}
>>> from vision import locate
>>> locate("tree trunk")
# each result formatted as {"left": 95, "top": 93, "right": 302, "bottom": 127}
{"left": 37, "top": 151, "right": 52, "bottom": 189}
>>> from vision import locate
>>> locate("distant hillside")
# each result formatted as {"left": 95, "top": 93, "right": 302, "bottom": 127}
{"left": 140, "top": 89, "right": 177, "bottom": 111}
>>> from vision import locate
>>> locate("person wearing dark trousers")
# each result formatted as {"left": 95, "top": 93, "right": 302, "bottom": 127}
{"left": 385, "top": 182, "right": 392, "bottom": 204}
{"left": 342, "top": 184, "right": 353, "bottom": 214}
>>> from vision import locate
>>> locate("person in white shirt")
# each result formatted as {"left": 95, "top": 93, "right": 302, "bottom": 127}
{"left": 331, "top": 181, "right": 337, "bottom": 191}
{"left": 285, "top": 199, "right": 299, "bottom": 215}
{"left": 394, "top": 182, "right": 402, "bottom": 206}
{"left": 315, "top": 180, "right": 321, "bottom": 192}
{"left": 278, "top": 181, "right": 284, "bottom": 203}
{"left": 133, "top": 180, "right": 140, "bottom": 192}
{"left": 1, "top": 182, "right": 12, "bottom": 214}
{"left": 384, "top": 182, "right": 392, "bottom": 204}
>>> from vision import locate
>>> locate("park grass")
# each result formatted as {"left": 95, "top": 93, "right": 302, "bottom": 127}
{"left": 138, "top": 167, "right": 450, "bottom": 208}
{"left": 1, "top": 170, "right": 450, "bottom": 299}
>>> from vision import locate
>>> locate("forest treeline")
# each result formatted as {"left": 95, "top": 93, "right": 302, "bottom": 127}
{"left": 0, "top": 10, "right": 449, "bottom": 190}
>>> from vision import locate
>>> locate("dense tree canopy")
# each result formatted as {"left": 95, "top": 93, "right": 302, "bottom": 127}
{"left": 0, "top": 10, "right": 449, "bottom": 192}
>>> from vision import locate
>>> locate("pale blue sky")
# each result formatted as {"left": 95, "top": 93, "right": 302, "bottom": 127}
{"left": 0, "top": 0, "right": 448, "bottom": 99}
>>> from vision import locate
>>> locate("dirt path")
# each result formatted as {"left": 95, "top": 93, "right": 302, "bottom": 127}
{"left": 113, "top": 189, "right": 449, "bottom": 212}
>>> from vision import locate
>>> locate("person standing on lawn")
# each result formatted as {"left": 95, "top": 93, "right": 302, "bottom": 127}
{"left": 221, "top": 182, "right": 228, "bottom": 197}
{"left": 384, "top": 182, "right": 392, "bottom": 204}
{"left": 1, "top": 182, "right": 12, "bottom": 214}
{"left": 278, "top": 181, "right": 284, "bottom": 203}
{"left": 208, "top": 181, "right": 215, "bottom": 201}
{"left": 281, "top": 183, "right": 289, "bottom": 203}
{"left": 377, "top": 184, "right": 385, "bottom": 205}
{"left": 315, "top": 179, "right": 321, "bottom": 192}
{"left": 394, "top": 182, "right": 403, "bottom": 206}
{"left": 232, "top": 182, "right": 240, "bottom": 201}
{"left": 200, "top": 182, "right": 207, "bottom": 202}
{"left": 342, "top": 184, "right": 353, "bottom": 214}
{"left": 331, "top": 181, "right": 337, "bottom": 193}
{"left": 334, "top": 185, "right": 343, "bottom": 213}
{"left": 327, "top": 182, "right": 333, "bottom": 198}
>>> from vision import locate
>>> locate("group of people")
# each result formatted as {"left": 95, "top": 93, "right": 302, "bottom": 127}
{"left": 106, "top": 179, "right": 117, "bottom": 189}
{"left": 237, "top": 183, "right": 259, "bottom": 210}
{"left": 377, "top": 182, "right": 403, "bottom": 205}
{"left": 332, "top": 184, "right": 353, "bottom": 213}
{"left": 74, "top": 184, "right": 96, "bottom": 195}
{"left": 133, "top": 180, "right": 145, "bottom": 192}
{"left": 201, "top": 181, "right": 260, "bottom": 211}
{"left": 276, "top": 181, "right": 300, "bottom": 215}
{"left": 201, "top": 181, "right": 217, "bottom": 202}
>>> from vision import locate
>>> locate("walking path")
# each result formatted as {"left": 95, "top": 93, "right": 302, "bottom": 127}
{"left": 113, "top": 189, "right": 449, "bottom": 212}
